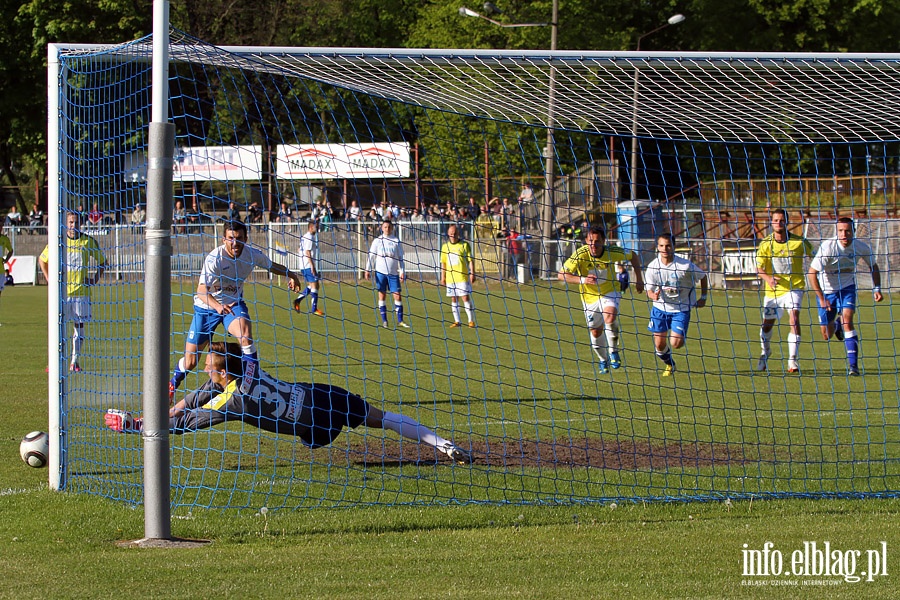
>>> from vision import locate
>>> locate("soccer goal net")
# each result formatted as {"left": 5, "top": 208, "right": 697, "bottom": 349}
{"left": 47, "top": 32, "right": 900, "bottom": 510}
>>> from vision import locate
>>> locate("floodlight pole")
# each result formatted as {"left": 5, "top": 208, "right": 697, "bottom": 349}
{"left": 540, "top": 0, "right": 558, "bottom": 280}
{"left": 459, "top": 1, "right": 558, "bottom": 279}
{"left": 143, "top": 0, "right": 175, "bottom": 541}
{"left": 629, "top": 14, "right": 685, "bottom": 202}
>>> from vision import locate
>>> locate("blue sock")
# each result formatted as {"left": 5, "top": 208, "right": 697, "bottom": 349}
{"left": 170, "top": 359, "right": 188, "bottom": 389}
{"left": 396, "top": 304, "right": 404, "bottom": 323}
{"left": 298, "top": 287, "right": 310, "bottom": 300}
{"left": 311, "top": 291, "right": 319, "bottom": 311}
{"left": 379, "top": 304, "right": 388, "bottom": 323}
{"left": 844, "top": 331, "right": 859, "bottom": 368}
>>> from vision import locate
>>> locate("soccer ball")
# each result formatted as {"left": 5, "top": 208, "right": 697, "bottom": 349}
{"left": 20, "top": 431, "right": 49, "bottom": 468}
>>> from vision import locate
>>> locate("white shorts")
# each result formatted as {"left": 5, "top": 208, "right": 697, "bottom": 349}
{"left": 446, "top": 282, "right": 473, "bottom": 298}
{"left": 64, "top": 297, "right": 93, "bottom": 324}
{"left": 762, "top": 290, "right": 804, "bottom": 321}
{"left": 583, "top": 294, "right": 621, "bottom": 330}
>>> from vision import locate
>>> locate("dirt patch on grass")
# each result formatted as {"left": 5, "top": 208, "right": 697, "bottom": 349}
{"left": 350, "top": 437, "right": 763, "bottom": 470}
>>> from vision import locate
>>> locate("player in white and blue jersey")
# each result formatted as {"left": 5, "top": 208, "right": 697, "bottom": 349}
{"left": 169, "top": 220, "right": 301, "bottom": 397}
{"left": 364, "top": 220, "right": 409, "bottom": 328}
{"left": 293, "top": 220, "right": 324, "bottom": 317}
{"left": 644, "top": 233, "right": 708, "bottom": 376}
{"left": 807, "top": 217, "right": 883, "bottom": 376}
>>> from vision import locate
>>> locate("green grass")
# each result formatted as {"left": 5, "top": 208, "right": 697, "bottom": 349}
{"left": 2, "top": 284, "right": 900, "bottom": 598}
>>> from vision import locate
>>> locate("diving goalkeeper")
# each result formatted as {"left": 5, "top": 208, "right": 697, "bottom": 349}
{"left": 106, "top": 342, "right": 472, "bottom": 463}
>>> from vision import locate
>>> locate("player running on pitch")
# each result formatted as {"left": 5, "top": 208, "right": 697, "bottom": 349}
{"left": 109, "top": 341, "right": 472, "bottom": 464}
{"left": 169, "top": 219, "right": 301, "bottom": 397}
{"left": 755, "top": 208, "right": 814, "bottom": 373}
{"left": 558, "top": 224, "right": 644, "bottom": 373}
{"left": 807, "top": 216, "right": 883, "bottom": 376}
{"left": 440, "top": 224, "right": 476, "bottom": 328}
{"left": 644, "top": 233, "right": 708, "bottom": 376}
{"left": 292, "top": 220, "right": 325, "bottom": 317}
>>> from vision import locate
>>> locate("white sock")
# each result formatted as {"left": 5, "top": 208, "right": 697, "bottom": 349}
{"left": 381, "top": 411, "right": 451, "bottom": 450}
{"left": 787, "top": 333, "right": 800, "bottom": 360}
{"left": 591, "top": 332, "right": 607, "bottom": 361}
{"left": 72, "top": 324, "right": 84, "bottom": 364}
{"left": 451, "top": 302, "right": 461, "bottom": 323}
{"left": 760, "top": 328, "right": 773, "bottom": 355}
{"left": 463, "top": 301, "right": 473, "bottom": 322}
{"left": 605, "top": 319, "right": 620, "bottom": 353}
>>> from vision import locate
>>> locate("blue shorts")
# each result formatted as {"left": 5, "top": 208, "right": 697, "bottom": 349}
{"left": 300, "top": 268, "right": 319, "bottom": 283}
{"left": 817, "top": 286, "right": 857, "bottom": 325}
{"left": 648, "top": 307, "right": 691, "bottom": 337}
{"left": 374, "top": 272, "right": 402, "bottom": 294}
{"left": 186, "top": 302, "right": 251, "bottom": 346}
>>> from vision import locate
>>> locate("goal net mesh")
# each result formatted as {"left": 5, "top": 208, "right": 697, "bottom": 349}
{"left": 49, "top": 31, "right": 900, "bottom": 509}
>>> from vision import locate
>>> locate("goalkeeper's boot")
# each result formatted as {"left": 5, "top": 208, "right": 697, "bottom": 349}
{"left": 609, "top": 351, "right": 622, "bottom": 369}
{"left": 597, "top": 360, "right": 610, "bottom": 375}
{"left": 444, "top": 444, "right": 473, "bottom": 465}
{"left": 312, "top": 309, "right": 325, "bottom": 317}
{"left": 105, "top": 409, "right": 143, "bottom": 433}
{"left": 468, "top": 321, "right": 476, "bottom": 328}
{"left": 756, "top": 354, "right": 768, "bottom": 372}
{"left": 663, "top": 363, "right": 676, "bottom": 377}
{"left": 787, "top": 359, "right": 800, "bottom": 374}
{"left": 848, "top": 366, "right": 860, "bottom": 376}
{"left": 398, "top": 321, "right": 411, "bottom": 329}
{"left": 292, "top": 295, "right": 306, "bottom": 313}
{"left": 69, "top": 362, "right": 82, "bottom": 373}
{"left": 449, "top": 322, "right": 462, "bottom": 328}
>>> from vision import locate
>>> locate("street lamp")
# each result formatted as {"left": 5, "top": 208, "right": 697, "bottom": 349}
{"left": 459, "top": 1, "right": 558, "bottom": 279}
{"left": 458, "top": 5, "right": 549, "bottom": 28}
{"left": 629, "top": 14, "right": 686, "bottom": 202}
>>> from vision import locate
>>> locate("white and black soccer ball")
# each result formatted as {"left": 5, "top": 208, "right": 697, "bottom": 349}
{"left": 20, "top": 431, "right": 49, "bottom": 468}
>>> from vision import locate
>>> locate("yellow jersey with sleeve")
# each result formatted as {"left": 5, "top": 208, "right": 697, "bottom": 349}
{"left": 0, "top": 234, "right": 11, "bottom": 275}
{"left": 39, "top": 234, "right": 107, "bottom": 297}
{"left": 755, "top": 233, "right": 813, "bottom": 298}
{"left": 562, "top": 244, "right": 631, "bottom": 304}
{"left": 440, "top": 240, "right": 473, "bottom": 284}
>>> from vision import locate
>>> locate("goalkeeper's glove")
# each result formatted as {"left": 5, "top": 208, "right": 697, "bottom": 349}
{"left": 105, "top": 409, "right": 143, "bottom": 433}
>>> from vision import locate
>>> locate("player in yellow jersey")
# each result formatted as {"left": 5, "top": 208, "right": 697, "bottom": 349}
{"left": 0, "top": 231, "right": 12, "bottom": 325}
{"left": 558, "top": 225, "right": 644, "bottom": 373}
{"left": 39, "top": 212, "right": 107, "bottom": 372}
{"left": 755, "top": 209, "right": 814, "bottom": 373}
{"left": 440, "top": 224, "right": 476, "bottom": 328}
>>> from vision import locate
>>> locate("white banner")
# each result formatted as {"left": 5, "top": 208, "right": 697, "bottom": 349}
{"left": 174, "top": 145, "right": 263, "bottom": 181}
{"left": 276, "top": 143, "right": 410, "bottom": 180}
{"left": 6, "top": 255, "right": 37, "bottom": 285}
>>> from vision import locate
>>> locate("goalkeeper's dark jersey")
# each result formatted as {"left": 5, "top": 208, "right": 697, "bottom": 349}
{"left": 170, "top": 367, "right": 369, "bottom": 449}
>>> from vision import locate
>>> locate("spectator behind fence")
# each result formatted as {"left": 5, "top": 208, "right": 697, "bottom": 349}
{"left": 247, "top": 201, "right": 263, "bottom": 224}
{"left": 130, "top": 204, "right": 146, "bottom": 228}
{"left": 28, "top": 203, "right": 45, "bottom": 234}
{"left": 226, "top": 201, "right": 242, "bottom": 222}
{"left": 4, "top": 206, "right": 23, "bottom": 231}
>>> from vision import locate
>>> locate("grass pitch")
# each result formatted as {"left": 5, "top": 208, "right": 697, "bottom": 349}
{"left": 2, "top": 284, "right": 899, "bottom": 598}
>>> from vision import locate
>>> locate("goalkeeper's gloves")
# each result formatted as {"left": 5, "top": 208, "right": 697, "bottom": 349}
{"left": 105, "top": 409, "right": 143, "bottom": 433}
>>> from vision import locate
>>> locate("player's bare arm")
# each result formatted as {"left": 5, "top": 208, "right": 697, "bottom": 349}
{"left": 269, "top": 262, "right": 301, "bottom": 291}
{"left": 696, "top": 276, "right": 709, "bottom": 308}
{"left": 807, "top": 267, "right": 830, "bottom": 310}
{"left": 629, "top": 253, "right": 645, "bottom": 293}
{"left": 872, "top": 264, "right": 884, "bottom": 303}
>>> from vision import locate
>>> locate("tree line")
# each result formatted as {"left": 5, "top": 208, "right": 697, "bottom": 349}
{"left": 3, "top": 0, "right": 897, "bottom": 211}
